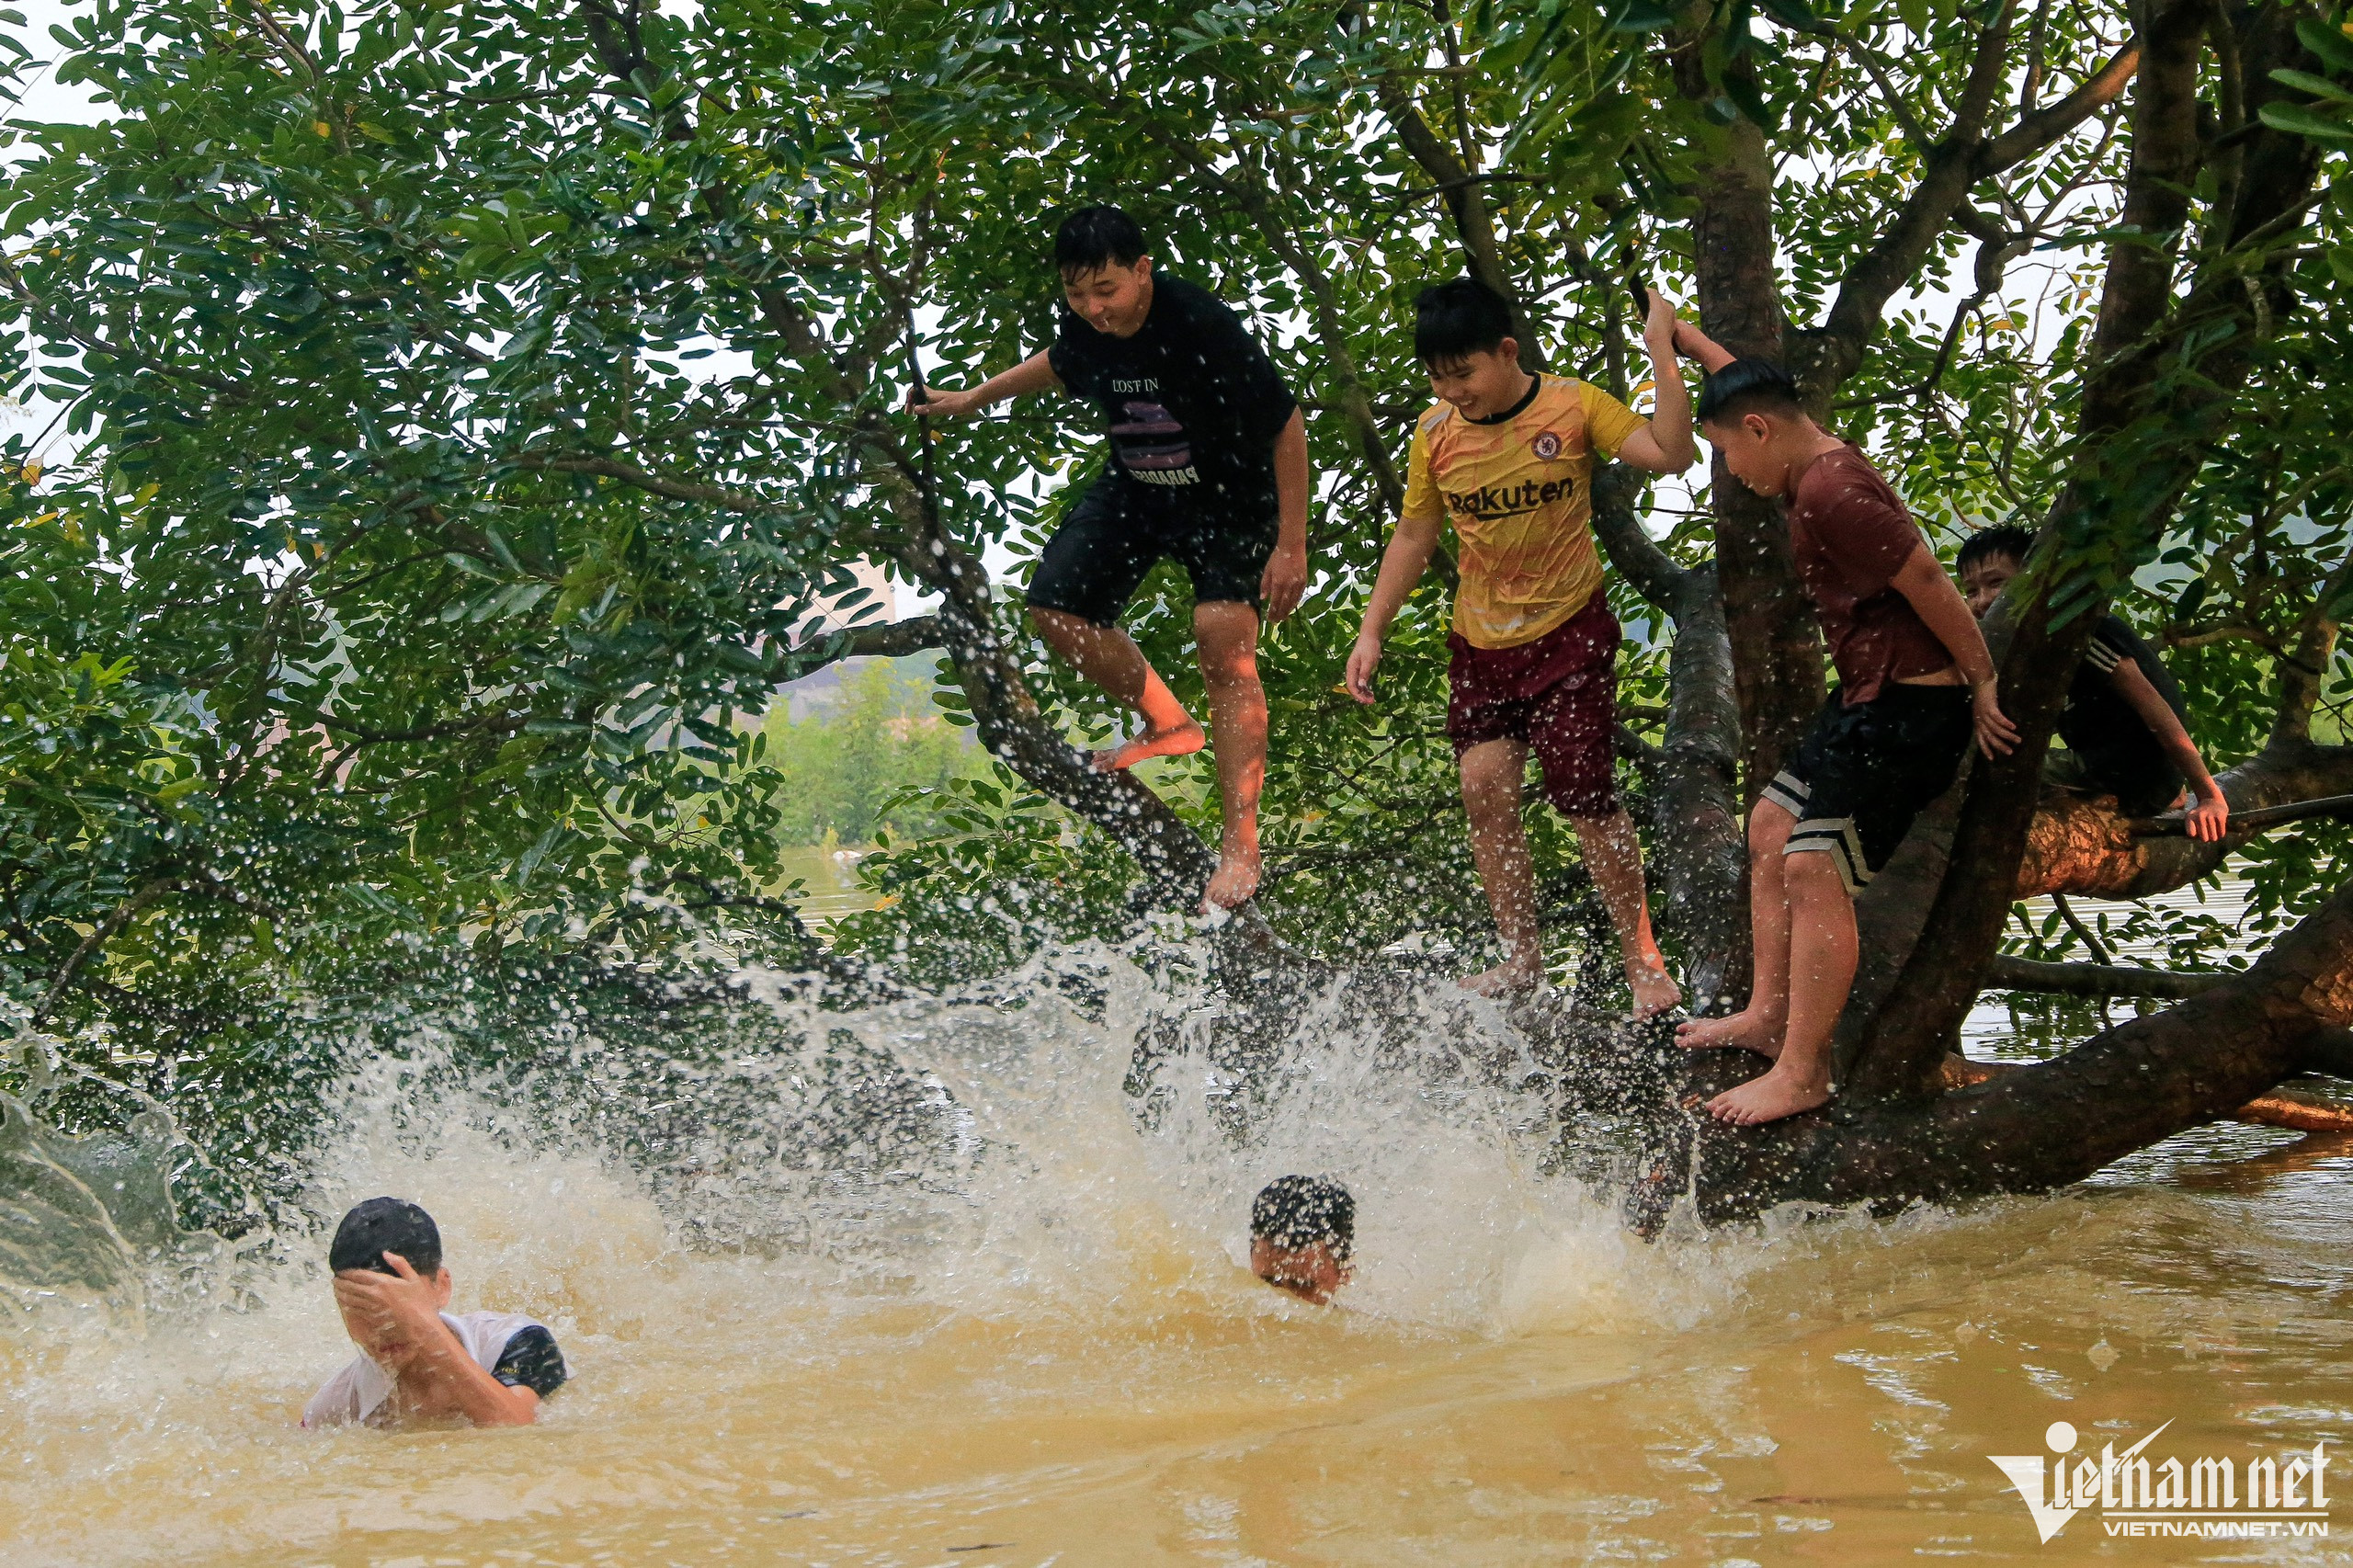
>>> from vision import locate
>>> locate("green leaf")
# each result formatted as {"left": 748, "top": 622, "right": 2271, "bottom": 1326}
{"left": 2295, "top": 17, "right": 2353, "bottom": 74}
{"left": 1606, "top": 0, "right": 1678, "bottom": 31}
{"left": 2268, "top": 69, "right": 2353, "bottom": 105}
{"left": 2258, "top": 100, "right": 2353, "bottom": 142}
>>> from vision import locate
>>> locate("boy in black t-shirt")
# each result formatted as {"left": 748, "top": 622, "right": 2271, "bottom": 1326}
{"left": 1957, "top": 525, "right": 2229, "bottom": 841}
{"left": 908, "top": 206, "right": 1310, "bottom": 910}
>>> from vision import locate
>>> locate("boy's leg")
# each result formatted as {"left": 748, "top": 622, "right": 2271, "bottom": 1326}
{"left": 1567, "top": 809, "right": 1682, "bottom": 1017}
{"left": 1193, "top": 599, "right": 1267, "bottom": 909}
{"left": 1027, "top": 608, "right": 1205, "bottom": 770}
{"left": 1518, "top": 610, "right": 1682, "bottom": 1017}
{"left": 1675, "top": 800, "right": 1798, "bottom": 1051}
{"left": 1458, "top": 737, "right": 1544, "bottom": 994}
{"left": 1028, "top": 481, "right": 1204, "bottom": 770}
{"left": 1704, "top": 846, "right": 1849, "bottom": 1124}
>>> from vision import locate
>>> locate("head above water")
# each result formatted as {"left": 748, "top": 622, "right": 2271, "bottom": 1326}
{"left": 1694, "top": 358, "right": 1817, "bottom": 497}
{"left": 330, "top": 1196, "right": 442, "bottom": 1278}
{"left": 1054, "top": 204, "right": 1154, "bottom": 339}
{"left": 1249, "top": 1175, "right": 1356, "bottom": 1305}
{"left": 1415, "top": 278, "right": 1528, "bottom": 421}
{"left": 1956, "top": 523, "right": 2038, "bottom": 618}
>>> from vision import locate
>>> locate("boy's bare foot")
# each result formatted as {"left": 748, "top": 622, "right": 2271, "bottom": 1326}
{"left": 1202, "top": 842, "right": 1261, "bottom": 910}
{"left": 1460, "top": 957, "right": 1545, "bottom": 996}
{"left": 1705, "top": 1066, "right": 1831, "bottom": 1126}
{"left": 1674, "top": 1009, "right": 1783, "bottom": 1056}
{"left": 1626, "top": 958, "right": 1683, "bottom": 1019}
{"left": 1092, "top": 719, "right": 1205, "bottom": 772}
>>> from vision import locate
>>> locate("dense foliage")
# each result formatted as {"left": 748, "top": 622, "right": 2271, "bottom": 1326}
{"left": 2, "top": 0, "right": 2348, "bottom": 1153}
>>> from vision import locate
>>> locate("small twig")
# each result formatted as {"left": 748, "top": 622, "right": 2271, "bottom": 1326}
{"left": 2126, "top": 793, "right": 2353, "bottom": 836}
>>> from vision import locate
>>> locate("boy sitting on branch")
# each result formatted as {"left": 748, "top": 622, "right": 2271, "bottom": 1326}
{"left": 1958, "top": 524, "right": 2229, "bottom": 842}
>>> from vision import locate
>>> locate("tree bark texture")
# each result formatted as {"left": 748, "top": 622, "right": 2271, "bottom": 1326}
{"left": 1669, "top": 84, "right": 1825, "bottom": 796}
{"left": 1633, "top": 865, "right": 2353, "bottom": 1227}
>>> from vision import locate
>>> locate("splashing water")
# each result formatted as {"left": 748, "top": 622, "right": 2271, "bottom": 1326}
{"left": 4, "top": 942, "right": 2351, "bottom": 1565}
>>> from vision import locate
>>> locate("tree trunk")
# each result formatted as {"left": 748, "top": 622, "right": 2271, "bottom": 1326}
{"left": 1672, "top": 79, "right": 1824, "bottom": 798}
{"left": 1844, "top": 0, "right": 2254, "bottom": 1100}
{"left": 1639, "top": 865, "right": 2353, "bottom": 1226}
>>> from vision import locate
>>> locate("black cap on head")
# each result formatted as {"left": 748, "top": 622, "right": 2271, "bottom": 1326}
{"left": 329, "top": 1197, "right": 441, "bottom": 1278}
{"left": 1053, "top": 204, "right": 1147, "bottom": 278}
{"left": 1695, "top": 356, "right": 1802, "bottom": 426}
{"left": 1414, "top": 278, "right": 1515, "bottom": 368}
{"left": 1251, "top": 1175, "right": 1355, "bottom": 1262}
{"left": 1957, "top": 522, "right": 2038, "bottom": 574}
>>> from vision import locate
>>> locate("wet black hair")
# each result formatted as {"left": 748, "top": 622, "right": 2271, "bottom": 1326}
{"left": 1053, "top": 205, "right": 1148, "bottom": 279}
{"left": 1251, "top": 1175, "right": 1355, "bottom": 1262}
{"left": 1956, "top": 523, "right": 2038, "bottom": 574}
{"left": 329, "top": 1196, "right": 442, "bottom": 1278}
{"left": 1695, "top": 356, "right": 1803, "bottom": 426}
{"left": 1414, "top": 278, "right": 1516, "bottom": 368}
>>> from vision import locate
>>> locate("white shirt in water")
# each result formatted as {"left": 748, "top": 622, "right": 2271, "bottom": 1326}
{"left": 301, "top": 1309, "right": 545, "bottom": 1428}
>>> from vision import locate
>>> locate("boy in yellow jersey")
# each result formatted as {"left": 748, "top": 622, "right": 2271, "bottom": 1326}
{"left": 1347, "top": 279, "right": 1697, "bottom": 1005}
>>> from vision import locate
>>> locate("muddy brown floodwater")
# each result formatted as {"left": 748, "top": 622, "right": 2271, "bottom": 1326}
{"left": 3, "top": 952, "right": 2347, "bottom": 1566}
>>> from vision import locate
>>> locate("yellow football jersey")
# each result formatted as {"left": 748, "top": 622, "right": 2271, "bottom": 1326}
{"left": 1402, "top": 375, "right": 1646, "bottom": 650}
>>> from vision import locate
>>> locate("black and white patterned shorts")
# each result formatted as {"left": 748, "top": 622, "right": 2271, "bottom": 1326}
{"left": 1760, "top": 685, "right": 1973, "bottom": 896}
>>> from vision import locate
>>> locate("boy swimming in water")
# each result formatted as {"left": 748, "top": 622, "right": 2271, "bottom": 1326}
{"left": 1957, "top": 524, "right": 2229, "bottom": 841}
{"left": 1673, "top": 347, "right": 2017, "bottom": 1125}
{"left": 1346, "top": 278, "right": 1693, "bottom": 1005}
{"left": 301, "top": 1197, "right": 568, "bottom": 1428}
{"left": 907, "top": 205, "right": 1310, "bottom": 910}
{"left": 1249, "top": 1175, "right": 1355, "bottom": 1305}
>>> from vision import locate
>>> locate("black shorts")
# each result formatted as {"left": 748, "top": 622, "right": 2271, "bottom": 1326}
{"left": 1761, "top": 685, "right": 1972, "bottom": 895}
{"left": 2044, "top": 748, "right": 2184, "bottom": 818}
{"left": 1026, "top": 475, "right": 1276, "bottom": 627}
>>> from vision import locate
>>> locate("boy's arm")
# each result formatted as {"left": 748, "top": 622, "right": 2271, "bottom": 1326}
{"left": 1672, "top": 322, "right": 1738, "bottom": 374}
{"left": 404, "top": 1333, "right": 544, "bottom": 1426}
{"left": 2110, "top": 660, "right": 2231, "bottom": 841}
{"left": 1345, "top": 511, "right": 1446, "bottom": 702}
{"left": 1889, "top": 545, "right": 2020, "bottom": 757}
{"left": 1261, "top": 406, "right": 1311, "bottom": 622}
{"left": 904, "top": 349, "right": 1061, "bottom": 418}
{"left": 336, "top": 1255, "right": 541, "bottom": 1427}
{"left": 1616, "top": 294, "right": 1698, "bottom": 473}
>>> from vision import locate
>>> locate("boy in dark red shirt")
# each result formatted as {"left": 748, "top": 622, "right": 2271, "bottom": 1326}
{"left": 1672, "top": 344, "right": 2017, "bottom": 1125}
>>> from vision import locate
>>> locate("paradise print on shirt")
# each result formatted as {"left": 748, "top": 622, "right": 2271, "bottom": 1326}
{"left": 1108, "top": 392, "right": 1199, "bottom": 486}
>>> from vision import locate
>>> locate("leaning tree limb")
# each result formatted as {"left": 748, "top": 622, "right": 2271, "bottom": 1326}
{"left": 2018, "top": 745, "right": 2353, "bottom": 899}
{"left": 1939, "top": 1052, "right": 2353, "bottom": 1132}
{"left": 1983, "top": 952, "right": 2225, "bottom": 999}
{"left": 1642, "top": 855, "right": 2353, "bottom": 1227}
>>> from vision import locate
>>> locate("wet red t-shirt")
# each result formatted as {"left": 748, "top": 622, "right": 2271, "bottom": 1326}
{"left": 1788, "top": 445, "right": 1951, "bottom": 704}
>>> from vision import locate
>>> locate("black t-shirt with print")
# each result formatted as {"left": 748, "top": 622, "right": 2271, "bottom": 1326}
{"left": 2057, "top": 614, "right": 2189, "bottom": 814}
{"left": 1048, "top": 274, "right": 1298, "bottom": 528}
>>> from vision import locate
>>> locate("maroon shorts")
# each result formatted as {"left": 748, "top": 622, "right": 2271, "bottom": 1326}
{"left": 1446, "top": 594, "right": 1620, "bottom": 817}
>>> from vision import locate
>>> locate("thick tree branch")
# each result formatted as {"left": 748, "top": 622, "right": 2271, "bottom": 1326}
{"left": 1374, "top": 76, "right": 1534, "bottom": 361}
{"left": 1587, "top": 463, "right": 1686, "bottom": 608}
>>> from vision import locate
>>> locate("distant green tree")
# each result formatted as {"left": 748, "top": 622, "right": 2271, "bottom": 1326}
{"left": 760, "top": 658, "right": 986, "bottom": 844}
